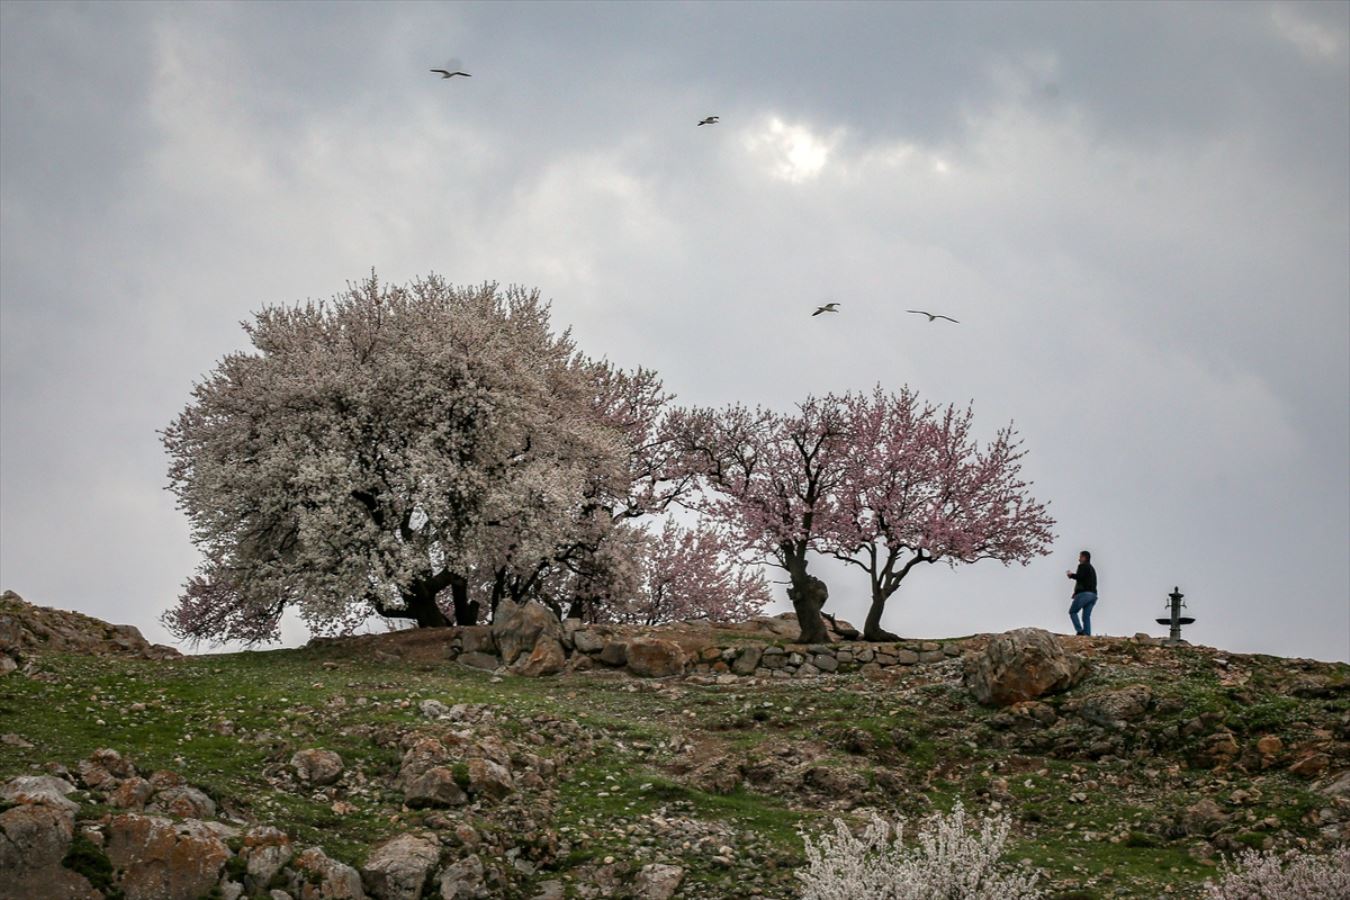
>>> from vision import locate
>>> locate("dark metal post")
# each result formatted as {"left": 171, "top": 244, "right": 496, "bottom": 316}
{"left": 1156, "top": 586, "right": 1194, "bottom": 645}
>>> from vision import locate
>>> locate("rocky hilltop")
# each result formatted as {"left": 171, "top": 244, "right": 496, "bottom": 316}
{"left": 0, "top": 590, "right": 180, "bottom": 674}
{"left": 0, "top": 593, "right": 1346, "bottom": 899}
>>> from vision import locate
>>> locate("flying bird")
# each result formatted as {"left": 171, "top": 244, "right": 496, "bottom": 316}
{"left": 430, "top": 69, "right": 471, "bottom": 78}
{"left": 907, "top": 309, "right": 959, "bottom": 323}
{"left": 697, "top": 116, "right": 719, "bottom": 126}
{"left": 812, "top": 303, "right": 840, "bottom": 316}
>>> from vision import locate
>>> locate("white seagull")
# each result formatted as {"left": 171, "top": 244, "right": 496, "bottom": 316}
{"left": 812, "top": 302, "right": 840, "bottom": 316}
{"left": 697, "top": 116, "right": 720, "bottom": 126}
{"left": 907, "top": 309, "right": 959, "bottom": 324}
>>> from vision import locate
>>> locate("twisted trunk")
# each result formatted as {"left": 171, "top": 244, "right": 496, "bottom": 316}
{"left": 784, "top": 548, "right": 830, "bottom": 644}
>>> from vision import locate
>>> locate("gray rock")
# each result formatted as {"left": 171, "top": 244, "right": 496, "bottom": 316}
{"left": 572, "top": 629, "right": 606, "bottom": 654}
{"left": 625, "top": 638, "right": 686, "bottom": 677}
{"left": 633, "top": 863, "right": 684, "bottom": 900}
{"left": 1, "top": 774, "right": 79, "bottom": 814}
{"left": 294, "top": 846, "right": 367, "bottom": 899}
{"left": 438, "top": 854, "right": 487, "bottom": 899}
{"left": 362, "top": 833, "right": 442, "bottom": 900}
{"left": 0, "top": 803, "right": 98, "bottom": 899}
{"left": 510, "top": 636, "right": 566, "bottom": 677}
{"left": 291, "top": 749, "right": 345, "bottom": 786}
{"left": 457, "top": 626, "right": 495, "bottom": 656}
{"left": 404, "top": 767, "right": 468, "bottom": 808}
{"left": 106, "top": 814, "right": 231, "bottom": 900}
{"left": 419, "top": 699, "right": 450, "bottom": 719}
{"left": 456, "top": 651, "right": 501, "bottom": 671}
{"left": 813, "top": 654, "right": 839, "bottom": 672}
{"left": 466, "top": 758, "right": 514, "bottom": 800}
{"left": 243, "top": 826, "right": 295, "bottom": 893}
{"left": 598, "top": 641, "right": 628, "bottom": 667}
{"left": 1074, "top": 684, "right": 1154, "bottom": 729}
{"left": 147, "top": 784, "right": 218, "bottom": 819}
{"left": 731, "top": 646, "right": 762, "bottom": 675}
{"left": 490, "top": 600, "right": 562, "bottom": 666}
{"left": 962, "top": 627, "right": 1090, "bottom": 707}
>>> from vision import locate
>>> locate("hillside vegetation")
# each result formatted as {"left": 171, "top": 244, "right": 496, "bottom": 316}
{"left": 1, "top": 592, "right": 1347, "bottom": 899}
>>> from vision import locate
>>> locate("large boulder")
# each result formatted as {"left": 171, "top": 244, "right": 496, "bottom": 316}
{"left": 438, "top": 854, "right": 487, "bottom": 899}
{"left": 0, "top": 802, "right": 99, "bottom": 900}
{"left": 511, "top": 636, "right": 566, "bottom": 677}
{"left": 361, "top": 833, "right": 442, "bottom": 900}
{"left": 293, "top": 847, "right": 367, "bottom": 899}
{"left": 962, "top": 628, "right": 1090, "bottom": 707}
{"left": 490, "top": 600, "right": 562, "bottom": 667}
{"left": 242, "top": 826, "right": 295, "bottom": 893}
{"left": 105, "top": 814, "right": 232, "bottom": 900}
{"left": 1, "top": 774, "right": 79, "bottom": 814}
{"left": 625, "top": 638, "right": 686, "bottom": 678}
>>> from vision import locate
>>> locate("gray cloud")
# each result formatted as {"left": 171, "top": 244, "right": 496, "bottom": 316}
{"left": 2, "top": 1, "right": 1346, "bottom": 660}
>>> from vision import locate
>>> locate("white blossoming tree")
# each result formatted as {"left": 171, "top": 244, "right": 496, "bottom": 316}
{"left": 162, "top": 273, "right": 690, "bottom": 642}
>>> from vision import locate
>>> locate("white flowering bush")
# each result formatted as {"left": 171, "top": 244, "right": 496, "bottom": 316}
{"left": 797, "top": 802, "right": 1042, "bottom": 900}
{"left": 1204, "top": 846, "right": 1350, "bottom": 899}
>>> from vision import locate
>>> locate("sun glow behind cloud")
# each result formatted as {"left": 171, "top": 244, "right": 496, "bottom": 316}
{"left": 742, "top": 116, "right": 840, "bottom": 184}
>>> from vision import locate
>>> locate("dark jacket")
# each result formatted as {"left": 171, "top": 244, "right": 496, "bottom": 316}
{"left": 1068, "top": 562, "right": 1097, "bottom": 595}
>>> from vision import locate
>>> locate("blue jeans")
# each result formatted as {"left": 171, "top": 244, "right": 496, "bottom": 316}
{"left": 1070, "top": 592, "right": 1097, "bottom": 635}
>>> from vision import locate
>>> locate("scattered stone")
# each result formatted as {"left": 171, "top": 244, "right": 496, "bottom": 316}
{"left": 291, "top": 749, "right": 345, "bottom": 786}
{"left": 293, "top": 846, "right": 367, "bottom": 899}
{"left": 1289, "top": 752, "right": 1331, "bottom": 778}
{"left": 361, "top": 833, "right": 441, "bottom": 900}
{"left": 466, "top": 758, "right": 514, "bottom": 800}
{"left": 438, "top": 854, "right": 487, "bottom": 899}
{"left": 633, "top": 863, "right": 684, "bottom": 900}
{"left": 109, "top": 776, "right": 154, "bottom": 810}
{"left": 147, "top": 784, "right": 217, "bottom": 819}
{"left": 419, "top": 699, "right": 450, "bottom": 719}
{"left": 404, "top": 767, "right": 469, "bottom": 808}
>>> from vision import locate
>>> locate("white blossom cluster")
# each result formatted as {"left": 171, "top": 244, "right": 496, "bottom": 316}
{"left": 797, "top": 802, "right": 1042, "bottom": 900}
{"left": 1203, "top": 846, "right": 1350, "bottom": 899}
{"left": 162, "top": 274, "right": 753, "bottom": 641}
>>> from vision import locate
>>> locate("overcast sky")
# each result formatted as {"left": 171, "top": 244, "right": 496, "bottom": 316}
{"left": 2, "top": 1, "right": 1347, "bottom": 661}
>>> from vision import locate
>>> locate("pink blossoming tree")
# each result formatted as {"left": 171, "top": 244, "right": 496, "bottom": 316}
{"left": 592, "top": 520, "right": 772, "bottom": 625}
{"left": 672, "top": 398, "right": 850, "bottom": 643}
{"left": 824, "top": 387, "right": 1056, "bottom": 641}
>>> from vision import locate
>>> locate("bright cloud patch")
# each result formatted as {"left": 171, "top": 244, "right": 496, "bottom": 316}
{"left": 743, "top": 116, "right": 839, "bottom": 184}
{"left": 1270, "top": 5, "right": 1346, "bottom": 63}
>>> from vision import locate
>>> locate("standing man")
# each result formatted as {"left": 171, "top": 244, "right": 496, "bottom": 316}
{"left": 1067, "top": 550, "right": 1098, "bottom": 636}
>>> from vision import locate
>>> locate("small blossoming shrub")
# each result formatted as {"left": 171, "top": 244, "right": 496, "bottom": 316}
{"left": 797, "top": 802, "right": 1043, "bottom": 900}
{"left": 1204, "top": 846, "right": 1350, "bottom": 899}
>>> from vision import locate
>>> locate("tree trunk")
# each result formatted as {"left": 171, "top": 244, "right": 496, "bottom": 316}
{"left": 784, "top": 552, "right": 831, "bottom": 644}
{"left": 402, "top": 585, "right": 452, "bottom": 628}
{"left": 862, "top": 587, "right": 902, "bottom": 642}
{"left": 449, "top": 575, "right": 478, "bottom": 626}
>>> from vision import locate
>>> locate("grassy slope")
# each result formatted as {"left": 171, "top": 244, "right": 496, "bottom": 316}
{"left": 0, "top": 639, "right": 1345, "bottom": 899}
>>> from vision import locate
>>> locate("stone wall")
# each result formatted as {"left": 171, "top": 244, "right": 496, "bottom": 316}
{"left": 447, "top": 606, "right": 975, "bottom": 681}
